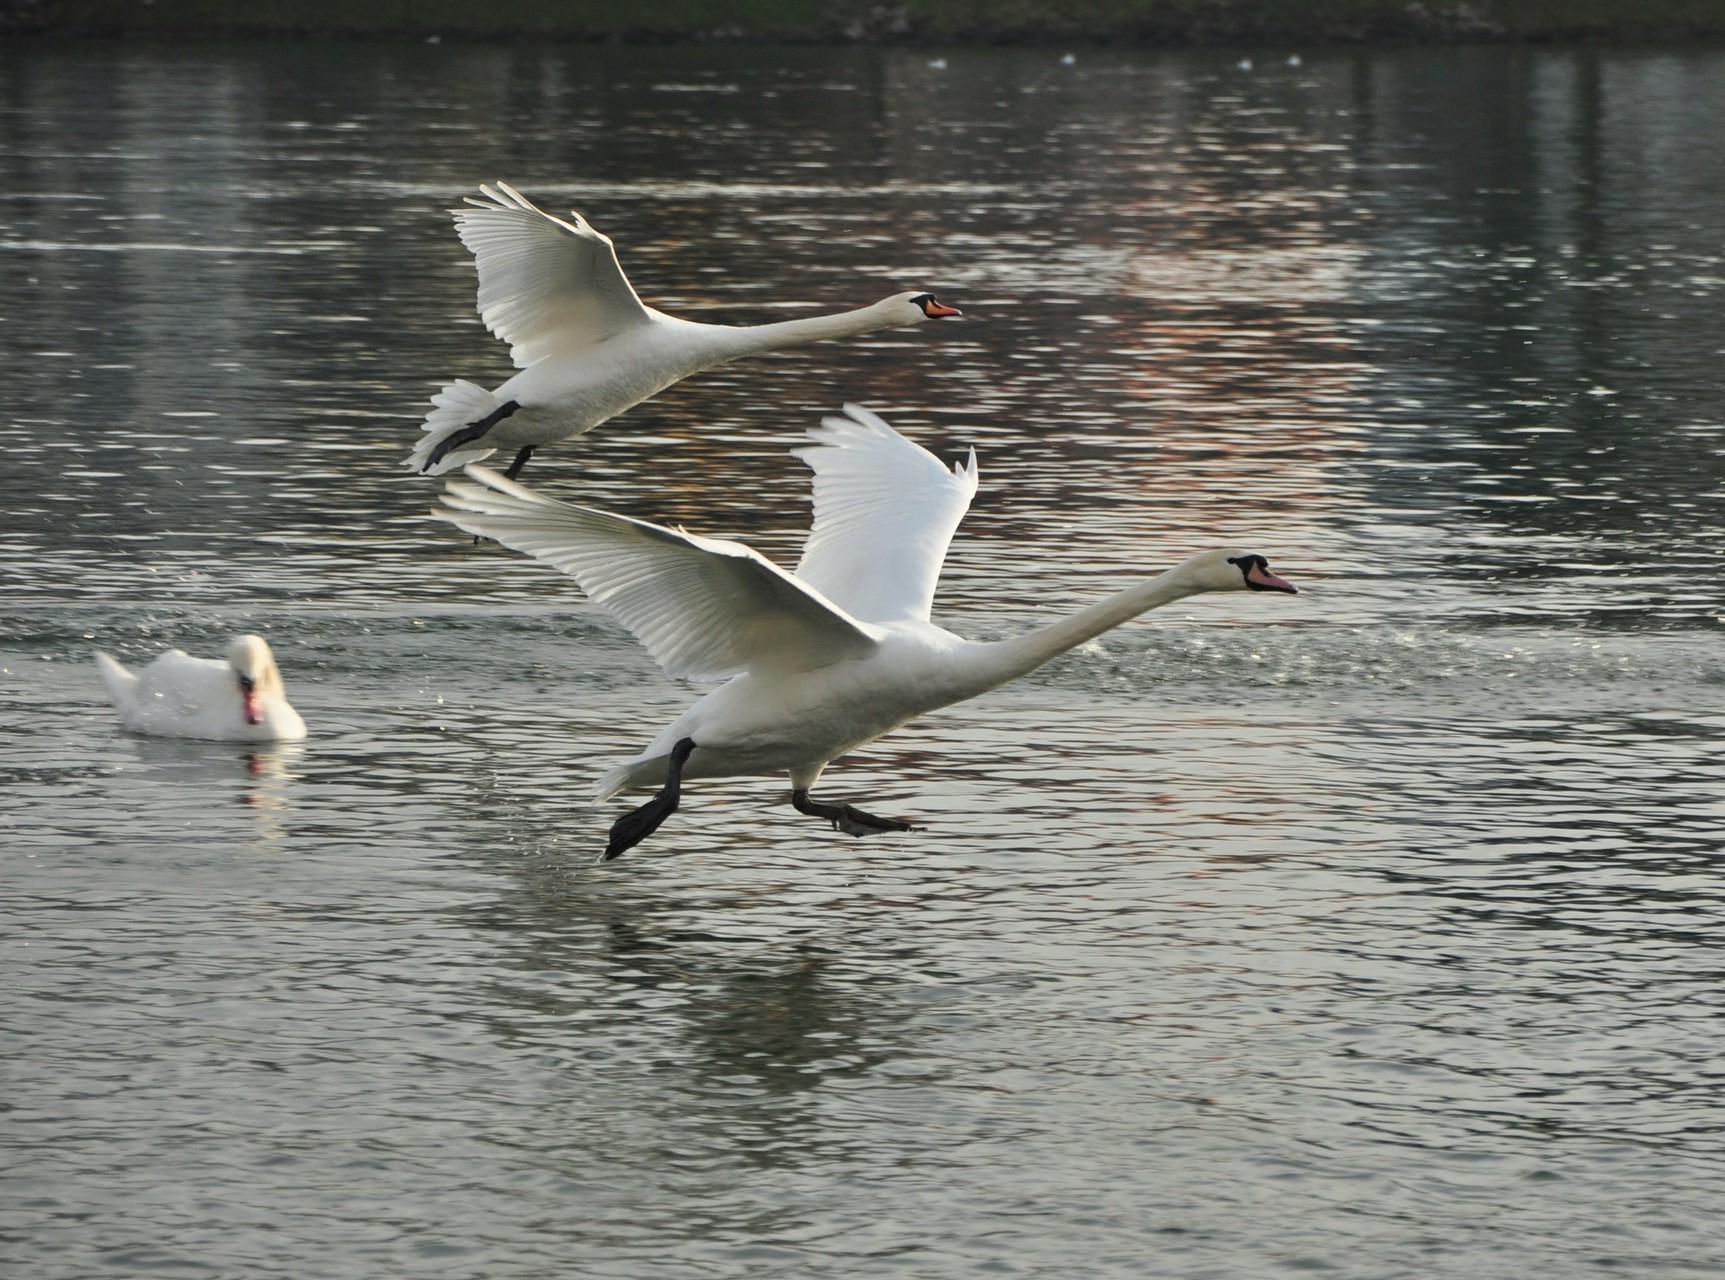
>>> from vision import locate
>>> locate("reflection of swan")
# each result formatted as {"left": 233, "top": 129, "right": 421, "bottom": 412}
{"left": 95, "top": 635, "right": 307, "bottom": 742}
{"left": 408, "top": 182, "right": 961, "bottom": 480}
{"left": 437, "top": 404, "right": 1296, "bottom": 860}
{"left": 114, "top": 738, "right": 304, "bottom": 844}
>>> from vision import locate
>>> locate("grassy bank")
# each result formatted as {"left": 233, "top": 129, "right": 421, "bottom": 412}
{"left": 11, "top": 0, "right": 1725, "bottom": 42}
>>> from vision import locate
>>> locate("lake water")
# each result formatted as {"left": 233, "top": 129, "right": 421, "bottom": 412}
{"left": 4, "top": 35, "right": 1724, "bottom": 1279}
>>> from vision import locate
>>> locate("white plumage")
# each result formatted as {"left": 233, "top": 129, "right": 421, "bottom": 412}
{"left": 94, "top": 635, "right": 307, "bottom": 743}
{"left": 440, "top": 466, "right": 878, "bottom": 683}
{"left": 792, "top": 403, "right": 978, "bottom": 624}
{"left": 407, "top": 182, "right": 960, "bottom": 477}
{"left": 435, "top": 405, "right": 1297, "bottom": 860}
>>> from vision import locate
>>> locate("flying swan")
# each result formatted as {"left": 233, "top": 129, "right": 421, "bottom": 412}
{"left": 94, "top": 635, "right": 307, "bottom": 742}
{"left": 407, "top": 182, "right": 961, "bottom": 480}
{"left": 435, "top": 405, "right": 1296, "bottom": 860}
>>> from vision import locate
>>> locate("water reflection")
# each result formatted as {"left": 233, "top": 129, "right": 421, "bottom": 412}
{"left": 471, "top": 887, "right": 905, "bottom": 1125}
{"left": 118, "top": 736, "right": 306, "bottom": 835}
{"left": 5, "top": 42, "right": 1722, "bottom": 623}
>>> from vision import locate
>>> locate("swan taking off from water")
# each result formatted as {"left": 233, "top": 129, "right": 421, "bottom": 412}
{"left": 407, "top": 182, "right": 960, "bottom": 480}
{"left": 94, "top": 635, "right": 307, "bottom": 742}
{"left": 436, "top": 405, "right": 1296, "bottom": 861}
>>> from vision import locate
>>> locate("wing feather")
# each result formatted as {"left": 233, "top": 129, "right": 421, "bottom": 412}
{"left": 436, "top": 467, "right": 879, "bottom": 681}
{"left": 792, "top": 404, "right": 978, "bottom": 624}
{"left": 453, "top": 182, "right": 655, "bottom": 369}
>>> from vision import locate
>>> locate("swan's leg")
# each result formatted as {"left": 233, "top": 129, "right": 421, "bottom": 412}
{"left": 791, "top": 788, "right": 920, "bottom": 838}
{"left": 425, "top": 399, "right": 521, "bottom": 470}
{"left": 602, "top": 737, "right": 696, "bottom": 862}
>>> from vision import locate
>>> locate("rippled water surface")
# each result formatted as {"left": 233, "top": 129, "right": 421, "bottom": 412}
{"left": 4, "top": 37, "right": 1725, "bottom": 1279}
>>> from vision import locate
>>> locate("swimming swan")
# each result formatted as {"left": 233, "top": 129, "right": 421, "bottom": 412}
{"left": 95, "top": 635, "right": 307, "bottom": 742}
{"left": 435, "top": 404, "right": 1296, "bottom": 861}
{"left": 407, "top": 182, "right": 960, "bottom": 480}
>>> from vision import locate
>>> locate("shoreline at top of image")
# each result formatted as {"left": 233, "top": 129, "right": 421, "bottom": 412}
{"left": 12, "top": 0, "right": 1725, "bottom": 46}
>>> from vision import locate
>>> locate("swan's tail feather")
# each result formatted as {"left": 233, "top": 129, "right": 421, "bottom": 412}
{"left": 593, "top": 756, "right": 662, "bottom": 803}
{"left": 406, "top": 379, "right": 501, "bottom": 474}
{"left": 93, "top": 650, "right": 137, "bottom": 708}
{"left": 593, "top": 761, "right": 632, "bottom": 803}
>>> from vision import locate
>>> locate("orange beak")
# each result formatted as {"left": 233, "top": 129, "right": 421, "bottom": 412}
{"left": 1246, "top": 563, "right": 1297, "bottom": 594}
{"left": 922, "top": 299, "right": 962, "bottom": 318}
{"left": 239, "top": 675, "right": 263, "bottom": 724}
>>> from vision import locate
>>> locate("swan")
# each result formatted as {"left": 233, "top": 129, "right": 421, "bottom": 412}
{"left": 407, "top": 182, "right": 961, "bottom": 480}
{"left": 435, "top": 405, "right": 1297, "bottom": 861}
{"left": 94, "top": 635, "right": 307, "bottom": 742}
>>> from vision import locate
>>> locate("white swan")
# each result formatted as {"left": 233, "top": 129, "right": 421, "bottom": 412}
{"left": 407, "top": 182, "right": 961, "bottom": 479}
{"left": 435, "top": 405, "right": 1296, "bottom": 860}
{"left": 94, "top": 635, "right": 307, "bottom": 742}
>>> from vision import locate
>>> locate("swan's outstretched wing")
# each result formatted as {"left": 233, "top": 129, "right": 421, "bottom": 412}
{"left": 437, "top": 467, "right": 880, "bottom": 682}
{"left": 792, "top": 404, "right": 979, "bottom": 624}
{"left": 453, "top": 182, "right": 655, "bottom": 369}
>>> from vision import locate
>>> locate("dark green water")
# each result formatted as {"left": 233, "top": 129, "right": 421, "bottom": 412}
{"left": 3, "top": 38, "right": 1723, "bottom": 1280}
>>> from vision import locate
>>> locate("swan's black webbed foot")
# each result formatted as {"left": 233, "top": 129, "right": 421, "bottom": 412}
{"left": 602, "top": 737, "right": 696, "bottom": 862}
{"left": 791, "top": 788, "right": 921, "bottom": 838}
{"left": 424, "top": 399, "right": 521, "bottom": 470}
{"left": 502, "top": 446, "right": 535, "bottom": 480}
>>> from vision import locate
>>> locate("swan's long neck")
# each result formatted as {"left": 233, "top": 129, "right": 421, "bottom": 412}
{"left": 717, "top": 302, "right": 905, "bottom": 356}
{"left": 968, "top": 565, "right": 1204, "bottom": 691}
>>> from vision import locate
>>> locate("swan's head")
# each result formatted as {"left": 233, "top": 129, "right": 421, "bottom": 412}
{"left": 227, "top": 634, "right": 284, "bottom": 724}
{"left": 886, "top": 291, "right": 962, "bottom": 323}
{"left": 1179, "top": 550, "right": 1298, "bottom": 595}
